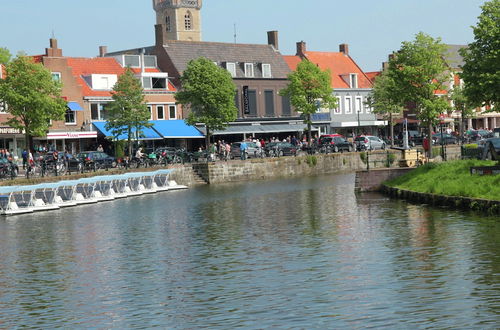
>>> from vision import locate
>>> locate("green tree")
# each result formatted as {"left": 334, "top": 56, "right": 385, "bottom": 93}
{"left": 0, "top": 55, "right": 66, "bottom": 152}
{"left": 175, "top": 57, "right": 237, "bottom": 148}
{"left": 0, "top": 47, "right": 11, "bottom": 64}
{"left": 449, "top": 82, "right": 474, "bottom": 142}
{"left": 368, "top": 70, "right": 404, "bottom": 147}
{"left": 280, "top": 60, "right": 337, "bottom": 142}
{"left": 460, "top": 0, "right": 500, "bottom": 107}
{"left": 386, "top": 32, "right": 450, "bottom": 156}
{"left": 106, "top": 68, "right": 151, "bottom": 157}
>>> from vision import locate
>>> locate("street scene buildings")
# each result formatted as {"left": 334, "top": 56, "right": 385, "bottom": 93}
{"left": 0, "top": 0, "right": 498, "bottom": 158}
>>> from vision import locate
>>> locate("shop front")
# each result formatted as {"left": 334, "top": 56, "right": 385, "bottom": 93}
{"left": 0, "top": 126, "right": 25, "bottom": 158}
{"left": 35, "top": 131, "right": 98, "bottom": 154}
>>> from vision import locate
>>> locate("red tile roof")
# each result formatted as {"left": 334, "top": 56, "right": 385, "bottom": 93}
{"left": 365, "top": 71, "right": 381, "bottom": 83}
{"left": 284, "top": 52, "right": 373, "bottom": 89}
{"left": 66, "top": 57, "right": 176, "bottom": 97}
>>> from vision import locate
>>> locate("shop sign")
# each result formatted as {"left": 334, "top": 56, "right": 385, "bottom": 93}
{"left": 46, "top": 131, "right": 98, "bottom": 139}
{"left": 0, "top": 126, "right": 22, "bottom": 134}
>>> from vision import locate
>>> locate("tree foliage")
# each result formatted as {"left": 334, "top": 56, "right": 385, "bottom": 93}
{"left": 106, "top": 68, "right": 151, "bottom": 157}
{"left": 175, "top": 57, "right": 237, "bottom": 147}
{"left": 368, "top": 70, "right": 405, "bottom": 145}
{"left": 460, "top": 0, "right": 500, "bottom": 108}
{"left": 0, "top": 47, "right": 11, "bottom": 64}
{"left": 386, "top": 32, "right": 450, "bottom": 147}
{"left": 280, "top": 60, "right": 337, "bottom": 141}
{"left": 0, "top": 55, "right": 66, "bottom": 151}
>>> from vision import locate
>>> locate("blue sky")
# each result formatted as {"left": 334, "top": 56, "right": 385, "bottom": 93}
{"left": 0, "top": 0, "right": 487, "bottom": 71}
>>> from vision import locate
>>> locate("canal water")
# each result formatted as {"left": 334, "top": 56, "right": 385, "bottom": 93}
{"left": 0, "top": 174, "right": 498, "bottom": 328}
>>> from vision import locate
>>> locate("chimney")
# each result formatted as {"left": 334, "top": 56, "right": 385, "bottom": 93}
{"left": 339, "top": 44, "right": 349, "bottom": 56}
{"left": 99, "top": 46, "right": 108, "bottom": 57}
{"left": 155, "top": 24, "right": 167, "bottom": 47}
{"left": 296, "top": 41, "right": 306, "bottom": 57}
{"left": 382, "top": 61, "right": 389, "bottom": 71}
{"left": 267, "top": 31, "right": 279, "bottom": 50}
{"left": 45, "top": 38, "right": 63, "bottom": 57}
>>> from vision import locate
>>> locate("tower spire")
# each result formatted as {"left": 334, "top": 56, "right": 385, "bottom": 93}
{"left": 153, "top": 0, "right": 203, "bottom": 42}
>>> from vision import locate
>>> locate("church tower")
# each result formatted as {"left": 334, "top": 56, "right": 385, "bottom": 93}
{"left": 153, "top": 0, "right": 202, "bottom": 42}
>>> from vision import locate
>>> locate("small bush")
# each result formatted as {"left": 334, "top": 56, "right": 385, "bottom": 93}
{"left": 464, "top": 144, "right": 478, "bottom": 149}
{"left": 342, "top": 158, "right": 347, "bottom": 166}
{"left": 360, "top": 152, "right": 367, "bottom": 164}
{"left": 386, "top": 153, "right": 396, "bottom": 167}
{"left": 305, "top": 155, "right": 317, "bottom": 167}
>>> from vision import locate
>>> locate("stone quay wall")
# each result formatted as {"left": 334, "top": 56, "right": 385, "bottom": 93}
{"left": 355, "top": 168, "right": 414, "bottom": 192}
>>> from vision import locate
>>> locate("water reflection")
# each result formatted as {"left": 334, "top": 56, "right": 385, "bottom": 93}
{"left": 0, "top": 174, "right": 498, "bottom": 328}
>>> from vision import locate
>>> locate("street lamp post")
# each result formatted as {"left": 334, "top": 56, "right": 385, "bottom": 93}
{"left": 439, "top": 114, "right": 446, "bottom": 161}
{"left": 357, "top": 108, "right": 361, "bottom": 136}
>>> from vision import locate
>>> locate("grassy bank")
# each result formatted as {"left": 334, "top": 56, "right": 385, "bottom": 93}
{"left": 385, "top": 160, "right": 500, "bottom": 201}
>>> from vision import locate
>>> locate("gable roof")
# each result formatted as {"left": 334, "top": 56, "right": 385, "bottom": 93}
{"left": 365, "top": 71, "right": 381, "bottom": 82}
{"left": 108, "top": 41, "right": 291, "bottom": 79}
{"left": 284, "top": 51, "right": 373, "bottom": 89}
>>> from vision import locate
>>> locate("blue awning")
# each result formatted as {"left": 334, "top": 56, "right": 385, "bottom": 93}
{"left": 151, "top": 120, "right": 204, "bottom": 139}
{"left": 67, "top": 101, "right": 84, "bottom": 111}
{"left": 93, "top": 122, "right": 163, "bottom": 140}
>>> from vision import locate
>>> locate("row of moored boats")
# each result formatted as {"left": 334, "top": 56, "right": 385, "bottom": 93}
{"left": 0, "top": 169, "right": 186, "bottom": 216}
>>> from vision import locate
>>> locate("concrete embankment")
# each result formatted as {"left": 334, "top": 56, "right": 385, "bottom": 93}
{"left": 170, "top": 150, "right": 404, "bottom": 185}
{"left": 382, "top": 185, "right": 500, "bottom": 215}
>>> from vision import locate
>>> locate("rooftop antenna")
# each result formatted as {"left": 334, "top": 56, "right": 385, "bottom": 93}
{"left": 51, "top": 30, "right": 55, "bottom": 39}
{"left": 233, "top": 23, "right": 237, "bottom": 44}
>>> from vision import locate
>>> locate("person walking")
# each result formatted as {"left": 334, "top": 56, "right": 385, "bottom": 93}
{"left": 240, "top": 141, "right": 248, "bottom": 160}
{"left": 97, "top": 144, "right": 104, "bottom": 152}
{"left": 21, "top": 149, "right": 28, "bottom": 170}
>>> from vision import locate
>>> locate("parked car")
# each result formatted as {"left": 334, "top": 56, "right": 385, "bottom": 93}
{"left": 265, "top": 142, "right": 298, "bottom": 157}
{"left": 408, "top": 130, "right": 424, "bottom": 146}
{"left": 355, "top": 135, "right": 386, "bottom": 151}
{"left": 467, "top": 129, "right": 493, "bottom": 141}
{"left": 230, "top": 142, "right": 262, "bottom": 159}
{"left": 318, "top": 134, "right": 343, "bottom": 145}
{"left": 481, "top": 137, "right": 500, "bottom": 160}
{"left": 319, "top": 136, "right": 354, "bottom": 152}
{"left": 432, "top": 133, "right": 457, "bottom": 145}
{"left": 74, "top": 151, "right": 117, "bottom": 171}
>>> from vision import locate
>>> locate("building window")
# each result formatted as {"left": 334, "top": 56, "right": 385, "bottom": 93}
{"left": 334, "top": 96, "right": 341, "bottom": 114}
{"left": 355, "top": 96, "right": 363, "bottom": 114}
{"left": 282, "top": 96, "right": 291, "bottom": 116}
{"left": 157, "top": 105, "right": 164, "bottom": 120}
{"left": 364, "top": 101, "right": 371, "bottom": 114}
{"left": 226, "top": 62, "right": 236, "bottom": 77}
{"left": 90, "top": 103, "right": 110, "bottom": 121}
{"left": 262, "top": 64, "right": 272, "bottom": 78}
{"left": 0, "top": 100, "right": 7, "bottom": 113}
{"left": 350, "top": 74, "right": 358, "bottom": 88}
{"left": 264, "top": 90, "right": 274, "bottom": 117}
{"left": 51, "top": 72, "right": 61, "bottom": 82}
{"left": 185, "top": 12, "right": 192, "bottom": 30}
{"left": 142, "top": 77, "right": 167, "bottom": 90}
{"left": 169, "top": 105, "right": 176, "bottom": 119}
{"left": 345, "top": 96, "right": 352, "bottom": 114}
{"left": 143, "top": 56, "right": 157, "bottom": 68}
{"left": 247, "top": 90, "right": 257, "bottom": 116}
{"left": 148, "top": 105, "right": 153, "bottom": 120}
{"left": 244, "top": 63, "right": 254, "bottom": 78}
{"left": 166, "top": 16, "right": 171, "bottom": 32}
{"left": 65, "top": 108, "right": 76, "bottom": 124}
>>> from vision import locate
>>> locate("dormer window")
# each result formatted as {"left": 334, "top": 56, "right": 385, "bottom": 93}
{"left": 350, "top": 73, "right": 358, "bottom": 88}
{"left": 262, "top": 64, "right": 272, "bottom": 78}
{"left": 244, "top": 63, "right": 254, "bottom": 78}
{"left": 225, "top": 62, "right": 236, "bottom": 77}
{"left": 143, "top": 77, "right": 167, "bottom": 90}
{"left": 51, "top": 72, "right": 61, "bottom": 82}
{"left": 124, "top": 55, "right": 140, "bottom": 68}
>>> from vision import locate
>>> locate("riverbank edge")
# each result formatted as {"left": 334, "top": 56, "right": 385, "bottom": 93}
{"left": 381, "top": 184, "right": 500, "bottom": 215}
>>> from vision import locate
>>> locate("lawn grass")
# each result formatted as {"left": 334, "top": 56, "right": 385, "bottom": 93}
{"left": 385, "top": 160, "right": 500, "bottom": 201}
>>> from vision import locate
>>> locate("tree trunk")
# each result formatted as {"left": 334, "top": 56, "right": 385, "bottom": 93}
{"left": 25, "top": 131, "right": 31, "bottom": 153}
{"left": 389, "top": 112, "right": 394, "bottom": 147}
{"left": 307, "top": 113, "right": 312, "bottom": 143}
{"left": 127, "top": 127, "right": 132, "bottom": 157}
{"left": 205, "top": 126, "right": 210, "bottom": 151}
{"left": 427, "top": 122, "right": 433, "bottom": 158}
{"left": 460, "top": 111, "right": 464, "bottom": 145}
